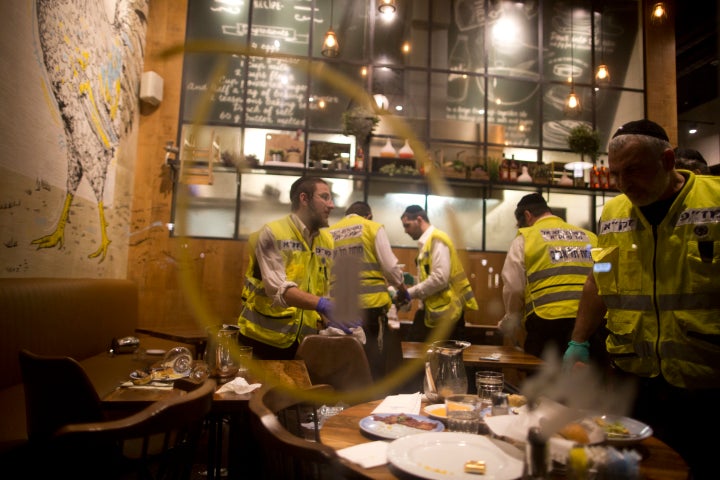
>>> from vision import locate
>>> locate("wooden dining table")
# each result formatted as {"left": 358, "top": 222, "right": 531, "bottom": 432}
{"left": 319, "top": 399, "right": 690, "bottom": 480}
{"left": 401, "top": 341, "right": 544, "bottom": 371}
{"left": 99, "top": 354, "right": 312, "bottom": 480}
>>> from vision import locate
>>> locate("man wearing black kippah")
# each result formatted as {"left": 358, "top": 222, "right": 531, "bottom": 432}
{"left": 563, "top": 119, "right": 720, "bottom": 479}
{"left": 499, "top": 193, "right": 597, "bottom": 363}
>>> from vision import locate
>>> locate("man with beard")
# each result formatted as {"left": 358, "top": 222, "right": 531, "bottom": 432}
{"left": 238, "top": 176, "right": 336, "bottom": 359}
{"left": 564, "top": 120, "right": 720, "bottom": 479}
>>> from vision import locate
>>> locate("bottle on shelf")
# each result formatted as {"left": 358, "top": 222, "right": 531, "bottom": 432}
{"left": 398, "top": 139, "right": 414, "bottom": 159}
{"left": 354, "top": 146, "right": 365, "bottom": 171}
{"left": 509, "top": 155, "right": 519, "bottom": 182}
{"left": 380, "top": 138, "right": 397, "bottom": 158}
{"left": 599, "top": 159, "right": 609, "bottom": 189}
{"left": 517, "top": 165, "right": 533, "bottom": 183}
{"left": 589, "top": 161, "right": 600, "bottom": 189}
{"left": 500, "top": 154, "right": 510, "bottom": 181}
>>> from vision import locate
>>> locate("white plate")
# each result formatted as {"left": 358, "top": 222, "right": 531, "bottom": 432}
{"left": 359, "top": 414, "right": 444, "bottom": 440}
{"left": 592, "top": 414, "right": 653, "bottom": 446}
{"left": 146, "top": 349, "right": 166, "bottom": 356}
{"left": 423, "top": 404, "right": 447, "bottom": 420}
{"left": 387, "top": 432, "right": 524, "bottom": 480}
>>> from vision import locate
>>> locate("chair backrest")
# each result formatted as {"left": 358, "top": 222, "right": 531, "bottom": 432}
{"left": 19, "top": 349, "right": 215, "bottom": 479}
{"left": 18, "top": 349, "right": 105, "bottom": 442}
{"left": 294, "top": 335, "right": 374, "bottom": 393}
{"left": 248, "top": 384, "right": 369, "bottom": 480}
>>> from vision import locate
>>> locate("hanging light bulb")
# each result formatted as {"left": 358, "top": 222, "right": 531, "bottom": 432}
{"left": 564, "top": 88, "right": 581, "bottom": 116}
{"left": 322, "top": 0, "right": 339, "bottom": 57}
{"left": 378, "top": 0, "right": 396, "bottom": 14}
{"left": 651, "top": 2, "right": 667, "bottom": 24}
{"left": 564, "top": 4, "right": 581, "bottom": 116}
{"left": 595, "top": 8, "right": 610, "bottom": 85}
{"left": 322, "top": 29, "right": 339, "bottom": 57}
{"left": 595, "top": 64, "right": 610, "bottom": 83}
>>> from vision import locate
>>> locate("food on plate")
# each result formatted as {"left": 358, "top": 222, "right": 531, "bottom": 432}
{"left": 130, "top": 369, "right": 151, "bottom": 385}
{"left": 464, "top": 460, "right": 486, "bottom": 474}
{"left": 372, "top": 414, "right": 438, "bottom": 431}
{"left": 594, "top": 417, "right": 630, "bottom": 436}
{"left": 508, "top": 394, "right": 527, "bottom": 408}
{"left": 424, "top": 405, "right": 447, "bottom": 418}
{"left": 558, "top": 422, "right": 591, "bottom": 444}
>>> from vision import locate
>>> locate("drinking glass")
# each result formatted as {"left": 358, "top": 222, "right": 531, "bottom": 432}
{"left": 236, "top": 345, "right": 253, "bottom": 377}
{"left": 475, "top": 370, "right": 504, "bottom": 409}
{"left": 445, "top": 394, "right": 483, "bottom": 434}
{"left": 163, "top": 346, "right": 193, "bottom": 376}
{"left": 189, "top": 360, "right": 210, "bottom": 382}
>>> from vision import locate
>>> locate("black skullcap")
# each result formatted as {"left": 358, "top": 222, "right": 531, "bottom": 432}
{"left": 516, "top": 193, "right": 548, "bottom": 209}
{"left": 612, "top": 119, "right": 669, "bottom": 141}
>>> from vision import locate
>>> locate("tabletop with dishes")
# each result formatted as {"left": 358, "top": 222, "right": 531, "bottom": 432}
{"left": 318, "top": 382, "right": 689, "bottom": 480}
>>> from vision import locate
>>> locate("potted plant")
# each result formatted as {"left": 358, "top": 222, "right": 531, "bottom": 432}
{"left": 285, "top": 147, "right": 302, "bottom": 164}
{"left": 269, "top": 149, "right": 284, "bottom": 162}
{"left": 567, "top": 124, "right": 600, "bottom": 164}
{"left": 567, "top": 124, "right": 600, "bottom": 187}
{"left": 531, "top": 162, "right": 552, "bottom": 185}
{"left": 342, "top": 105, "right": 379, "bottom": 159}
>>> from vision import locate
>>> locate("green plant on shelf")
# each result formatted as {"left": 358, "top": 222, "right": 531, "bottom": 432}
{"left": 486, "top": 157, "right": 501, "bottom": 182}
{"left": 379, "top": 163, "right": 420, "bottom": 176}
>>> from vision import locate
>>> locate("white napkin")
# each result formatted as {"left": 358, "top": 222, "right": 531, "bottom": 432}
{"left": 120, "top": 381, "right": 174, "bottom": 390}
{"left": 484, "top": 399, "right": 602, "bottom": 464}
{"left": 337, "top": 441, "right": 389, "bottom": 468}
{"left": 215, "top": 376, "right": 262, "bottom": 394}
{"left": 371, "top": 392, "right": 422, "bottom": 415}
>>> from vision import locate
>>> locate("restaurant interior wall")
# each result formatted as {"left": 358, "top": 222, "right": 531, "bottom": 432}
{"left": 0, "top": 1, "right": 678, "bottom": 334}
{"left": 169, "top": 0, "right": 645, "bottom": 251}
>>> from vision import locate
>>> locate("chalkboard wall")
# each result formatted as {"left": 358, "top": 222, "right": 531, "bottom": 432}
{"left": 181, "top": 0, "right": 324, "bottom": 127}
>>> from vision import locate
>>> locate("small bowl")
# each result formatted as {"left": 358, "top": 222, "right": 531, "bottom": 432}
{"left": 130, "top": 370, "right": 152, "bottom": 385}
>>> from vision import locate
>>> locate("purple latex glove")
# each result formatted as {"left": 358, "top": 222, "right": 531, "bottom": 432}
{"left": 316, "top": 297, "right": 335, "bottom": 320}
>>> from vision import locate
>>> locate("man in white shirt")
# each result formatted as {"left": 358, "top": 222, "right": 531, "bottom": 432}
{"left": 500, "top": 193, "right": 597, "bottom": 361}
{"left": 399, "top": 205, "right": 478, "bottom": 341}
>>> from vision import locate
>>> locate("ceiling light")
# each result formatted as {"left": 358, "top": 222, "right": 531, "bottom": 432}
{"left": 378, "top": 0, "right": 396, "bottom": 14}
{"left": 322, "top": 0, "right": 339, "bottom": 57}
{"left": 595, "top": 7, "right": 610, "bottom": 85}
{"left": 564, "top": 5, "right": 581, "bottom": 116}
{"left": 651, "top": 2, "right": 667, "bottom": 24}
{"left": 322, "top": 29, "right": 339, "bottom": 57}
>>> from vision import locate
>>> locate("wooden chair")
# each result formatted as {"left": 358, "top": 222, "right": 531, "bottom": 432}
{"left": 179, "top": 129, "right": 220, "bottom": 185}
{"left": 18, "top": 349, "right": 215, "bottom": 480}
{"left": 248, "top": 384, "right": 370, "bottom": 480}
{"left": 294, "top": 335, "right": 374, "bottom": 393}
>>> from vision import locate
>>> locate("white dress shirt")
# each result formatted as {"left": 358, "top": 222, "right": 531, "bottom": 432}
{"left": 407, "top": 225, "right": 451, "bottom": 301}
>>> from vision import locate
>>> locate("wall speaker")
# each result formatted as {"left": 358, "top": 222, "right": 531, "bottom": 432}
{"left": 140, "top": 71, "right": 163, "bottom": 106}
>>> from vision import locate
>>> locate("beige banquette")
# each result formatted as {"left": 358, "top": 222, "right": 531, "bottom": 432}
{"left": 0, "top": 278, "right": 188, "bottom": 464}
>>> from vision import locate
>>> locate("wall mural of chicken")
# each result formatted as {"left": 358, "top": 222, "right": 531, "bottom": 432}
{"left": 31, "top": 0, "right": 149, "bottom": 262}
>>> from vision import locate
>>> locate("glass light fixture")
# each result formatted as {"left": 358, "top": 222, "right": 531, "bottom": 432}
{"left": 564, "top": 5, "right": 581, "bottom": 116}
{"left": 378, "top": 0, "right": 396, "bottom": 14}
{"left": 595, "top": 7, "right": 610, "bottom": 85}
{"left": 322, "top": 0, "right": 339, "bottom": 57}
{"left": 651, "top": 2, "right": 667, "bottom": 24}
{"left": 322, "top": 29, "right": 339, "bottom": 57}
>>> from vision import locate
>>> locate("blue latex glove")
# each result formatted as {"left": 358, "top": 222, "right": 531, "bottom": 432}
{"left": 394, "top": 287, "right": 411, "bottom": 306}
{"left": 563, "top": 340, "right": 590, "bottom": 365}
{"left": 316, "top": 297, "right": 335, "bottom": 319}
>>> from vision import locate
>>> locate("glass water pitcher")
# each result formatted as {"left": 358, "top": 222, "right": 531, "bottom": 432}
{"left": 423, "top": 339, "right": 471, "bottom": 402}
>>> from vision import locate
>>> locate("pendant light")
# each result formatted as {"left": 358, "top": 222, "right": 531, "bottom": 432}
{"left": 378, "top": 0, "right": 396, "bottom": 14}
{"left": 564, "top": 5, "right": 581, "bottom": 116}
{"left": 595, "top": 7, "right": 610, "bottom": 85}
{"left": 322, "top": 0, "right": 339, "bottom": 57}
{"left": 651, "top": 2, "right": 668, "bottom": 24}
